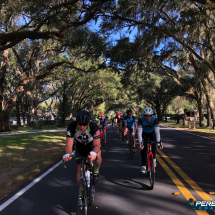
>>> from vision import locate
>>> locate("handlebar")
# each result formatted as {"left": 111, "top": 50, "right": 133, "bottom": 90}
{"left": 62, "top": 150, "right": 99, "bottom": 168}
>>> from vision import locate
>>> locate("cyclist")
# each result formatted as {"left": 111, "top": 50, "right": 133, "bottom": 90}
{"left": 111, "top": 115, "right": 115, "bottom": 127}
{"left": 98, "top": 114, "right": 108, "bottom": 144}
{"left": 62, "top": 110, "right": 102, "bottom": 204}
{"left": 94, "top": 114, "right": 100, "bottom": 124}
{"left": 124, "top": 110, "right": 138, "bottom": 152}
{"left": 115, "top": 112, "right": 122, "bottom": 136}
{"left": 138, "top": 107, "right": 163, "bottom": 173}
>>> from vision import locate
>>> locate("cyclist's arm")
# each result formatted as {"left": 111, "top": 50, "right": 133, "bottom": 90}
{"left": 92, "top": 138, "right": 101, "bottom": 153}
{"left": 138, "top": 126, "right": 143, "bottom": 145}
{"left": 134, "top": 121, "right": 138, "bottom": 130}
{"left": 65, "top": 137, "right": 74, "bottom": 154}
{"left": 124, "top": 121, "right": 127, "bottom": 130}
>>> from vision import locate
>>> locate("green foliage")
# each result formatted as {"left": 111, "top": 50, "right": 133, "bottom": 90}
{"left": 36, "top": 119, "right": 44, "bottom": 129}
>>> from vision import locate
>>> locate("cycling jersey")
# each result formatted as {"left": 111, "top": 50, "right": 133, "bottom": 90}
{"left": 67, "top": 121, "right": 100, "bottom": 164}
{"left": 138, "top": 115, "right": 159, "bottom": 133}
{"left": 99, "top": 118, "right": 107, "bottom": 126}
{"left": 67, "top": 121, "right": 100, "bottom": 145}
{"left": 124, "top": 115, "right": 137, "bottom": 128}
{"left": 115, "top": 116, "right": 122, "bottom": 124}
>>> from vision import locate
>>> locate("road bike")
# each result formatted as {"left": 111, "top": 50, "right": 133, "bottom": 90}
{"left": 100, "top": 127, "right": 105, "bottom": 147}
{"left": 77, "top": 155, "right": 98, "bottom": 215}
{"left": 145, "top": 139, "right": 161, "bottom": 190}
{"left": 62, "top": 152, "right": 98, "bottom": 215}
{"left": 126, "top": 128, "right": 133, "bottom": 159}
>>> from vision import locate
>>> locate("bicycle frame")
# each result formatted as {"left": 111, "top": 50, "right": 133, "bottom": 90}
{"left": 147, "top": 143, "right": 155, "bottom": 170}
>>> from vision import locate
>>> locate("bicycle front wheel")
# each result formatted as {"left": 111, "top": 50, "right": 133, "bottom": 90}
{"left": 77, "top": 178, "right": 88, "bottom": 215}
{"left": 149, "top": 156, "right": 155, "bottom": 189}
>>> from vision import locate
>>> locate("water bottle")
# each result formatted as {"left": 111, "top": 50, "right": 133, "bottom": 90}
{"left": 85, "top": 170, "right": 90, "bottom": 187}
{"left": 71, "top": 150, "right": 76, "bottom": 157}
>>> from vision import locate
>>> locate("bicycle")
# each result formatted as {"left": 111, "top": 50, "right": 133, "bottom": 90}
{"left": 62, "top": 151, "right": 98, "bottom": 215}
{"left": 100, "top": 127, "right": 105, "bottom": 147}
{"left": 126, "top": 128, "right": 133, "bottom": 159}
{"left": 144, "top": 139, "right": 161, "bottom": 190}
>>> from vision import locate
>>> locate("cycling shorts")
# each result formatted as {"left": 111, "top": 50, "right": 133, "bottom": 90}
{"left": 75, "top": 142, "right": 94, "bottom": 165}
{"left": 125, "top": 126, "right": 135, "bottom": 135}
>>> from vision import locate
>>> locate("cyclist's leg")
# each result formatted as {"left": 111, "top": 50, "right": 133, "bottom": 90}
{"left": 131, "top": 126, "right": 136, "bottom": 148}
{"left": 93, "top": 147, "right": 102, "bottom": 184}
{"left": 124, "top": 127, "right": 128, "bottom": 139}
{"left": 150, "top": 131, "right": 157, "bottom": 166}
{"left": 103, "top": 127, "right": 107, "bottom": 143}
{"left": 141, "top": 132, "right": 149, "bottom": 167}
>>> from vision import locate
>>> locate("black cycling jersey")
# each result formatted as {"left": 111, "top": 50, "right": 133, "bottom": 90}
{"left": 67, "top": 121, "right": 100, "bottom": 156}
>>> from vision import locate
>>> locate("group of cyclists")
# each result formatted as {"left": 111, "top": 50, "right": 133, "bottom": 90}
{"left": 63, "top": 107, "right": 163, "bottom": 207}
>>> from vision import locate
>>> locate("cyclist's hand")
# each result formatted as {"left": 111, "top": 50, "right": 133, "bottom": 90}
{"left": 88, "top": 154, "right": 96, "bottom": 162}
{"left": 62, "top": 153, "right": 72, "bottom": 162}
{"left": 139, "top": 145, "right": 144, "bottom": 150}
{"left": 158, "top": 142, "right": 163, "bottom": 150}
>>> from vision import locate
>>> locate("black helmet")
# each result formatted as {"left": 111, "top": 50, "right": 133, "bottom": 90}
{"left": 127, "top": 109, "right": 132, "bottom": 114}
{"left": 76, "top": 109, "right": 91, "bottom": 124}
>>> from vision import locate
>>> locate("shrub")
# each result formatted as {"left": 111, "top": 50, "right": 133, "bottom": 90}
{"left": 10, "top": 125, "right": 19, "bottom": 131}
{"left": 36, "top": 119, "right": 44, "bottom": 129}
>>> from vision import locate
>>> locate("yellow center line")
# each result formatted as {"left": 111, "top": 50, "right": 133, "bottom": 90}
{"left": 157, "top": 148, "right": 214, "bottom": 202}
{"left": 156, "top": 155, "right": 208, "bottom": 215}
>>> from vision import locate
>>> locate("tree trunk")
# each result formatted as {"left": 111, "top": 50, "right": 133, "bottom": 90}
{"left": 202, "top": 78, "right": 215, "bottom": 129}
{"left": 16, "top": 100, "right": 21, "bottom": 126}
{"left": 207, "top": 103, "right": 212, "bottom": 127}
{"left": 0, "top": 49, "right": 9, "bottom": 131}
{"left": 197, "top": 96, "right": 204, "bottom": 127}
{"left": 22, "top": 111, "right": 26, "bottom": 125}
{"left": 61, "top": 81, "right": 67, "bottom": 126}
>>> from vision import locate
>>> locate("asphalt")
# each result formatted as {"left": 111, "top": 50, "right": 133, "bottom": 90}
{"left": 0, "top": 125, "right": 214, "bottom": 215}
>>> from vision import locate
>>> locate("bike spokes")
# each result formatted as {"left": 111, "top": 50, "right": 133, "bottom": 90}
{"left": 149, "top": 157, "right": 155, "bottom": 189}
{"left": 77, "top": 179, "right": 87, "bottom": 215}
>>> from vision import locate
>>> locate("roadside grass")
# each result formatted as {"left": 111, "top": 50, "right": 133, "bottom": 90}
{"left": 160, "top": 121, "right": 215, "bottom": 138}
{"left": 18, "top": 125, "right": 66, "bottom": 131}
{"left": 0, "top": 131, "right": 66, "bottom": 200}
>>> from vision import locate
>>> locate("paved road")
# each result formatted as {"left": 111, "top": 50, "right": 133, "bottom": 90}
{"left": 0, "top": 125, "right": 214, "bottom": 215}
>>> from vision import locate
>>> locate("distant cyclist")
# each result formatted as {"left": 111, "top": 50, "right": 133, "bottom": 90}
{"left": 98, "top": 114, "right": 108, "bottom": 144}
{"left": 124, "top": 109, "right": 138, "bottom": 152}
{"left": 111, "top": 115, "right": 115, "bottom": 127}
{"left": 62, "top": 110, "right": 102, "bottom": 204}
{"left": 138, "top": 107, "right": 163, "bottom": 173}
{"left": 115, "top": 112, "right": 122, "bottom": 136}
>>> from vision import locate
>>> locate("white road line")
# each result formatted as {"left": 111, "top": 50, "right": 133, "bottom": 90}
{"left": 161, "top": 125, "right": 215, "bottom": 141}
{"left": 0, "top": 160, "right": 62, "bottom": 212}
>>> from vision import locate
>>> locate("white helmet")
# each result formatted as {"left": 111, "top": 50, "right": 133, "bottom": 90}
{"left": 143, "top": 107, "right": 153, "bottom": 115}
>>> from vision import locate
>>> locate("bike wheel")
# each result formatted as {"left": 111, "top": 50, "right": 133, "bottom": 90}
{"left": 77, "top": 178, "right": 88, "bottom": 215}
{"left": 149, "top": 156, "right": 155, "bottom": 189}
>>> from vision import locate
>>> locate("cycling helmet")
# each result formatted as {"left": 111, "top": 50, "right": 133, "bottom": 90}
{"left": 98, "top": 114, "right": 101, "bottom": 117}
{"left": 143, "top": 107, "right": 153, "bottom": 115}
{"left": 117, "top": 112, "right": 121, "bottom": 116}
{"left": 76, "top": 109, "right": 91, "bottom": 124}
{"left": 127, "top": 109, "right": 132, "bottom": 114}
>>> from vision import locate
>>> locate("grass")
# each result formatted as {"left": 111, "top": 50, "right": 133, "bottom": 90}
{"left": 0, "top": 131, "right": 66, "bottom": 200}
{"left": 18, "top": 125, "right": 66, "bottom": 131}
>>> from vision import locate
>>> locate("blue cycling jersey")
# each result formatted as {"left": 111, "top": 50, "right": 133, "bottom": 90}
{"left": 124, "top": 115, "right": 137, "bottom": 128}
{"left": 99, "top": 118, "right": 107, "bottom": 126}
{"left": 138, "top": 115, "right": 158, "bottom": 133}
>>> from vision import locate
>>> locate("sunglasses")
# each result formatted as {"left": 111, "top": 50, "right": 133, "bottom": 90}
{"left": 145, "top": 115, "right": 152, "bottom": 118}
{"left": 78, "top": 123, "right": 88, "bottom": 126}
{"left": 128, "top": 113, "right": 132, "bottom": 115}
